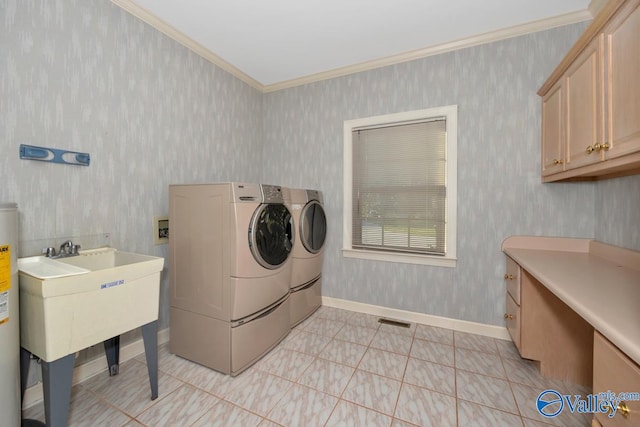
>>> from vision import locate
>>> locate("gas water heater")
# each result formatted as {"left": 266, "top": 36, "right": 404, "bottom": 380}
{"left": 0, "top": 203, "right": 20, "bottom": 427}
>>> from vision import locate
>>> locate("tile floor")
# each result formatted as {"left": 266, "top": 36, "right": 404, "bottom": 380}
{"left": 23, "top": 306, "right": 593, "bottom": 426}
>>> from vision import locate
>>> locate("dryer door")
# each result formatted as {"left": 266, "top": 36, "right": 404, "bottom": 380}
{"left": 300, "top": 200, "right": 326, "bottom": 254}
{"left": 249, "top": 203, "right": 293, "bottom": 269}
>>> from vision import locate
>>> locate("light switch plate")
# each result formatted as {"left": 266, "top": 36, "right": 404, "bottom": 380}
{"left": 153, "top": 216, "right": 169, "bottom": 245}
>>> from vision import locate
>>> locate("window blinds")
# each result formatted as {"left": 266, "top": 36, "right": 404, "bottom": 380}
{"left": 352, "top": 119, "right": 447, "bottom": 255}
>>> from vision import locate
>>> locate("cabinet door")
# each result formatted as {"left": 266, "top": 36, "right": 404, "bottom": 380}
{"left": 565, "top": 35, "right": 604, "bottom": 170}
{"left": 605, "top": 0, "right": 640, "bottom": 159}
{"left": 593, "top": 332, "right": 640, "bottom": 427}
{"left": 541, "top": 81, "right": 565, "bottom": 176}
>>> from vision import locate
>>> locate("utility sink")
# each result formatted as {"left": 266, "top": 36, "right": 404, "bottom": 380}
{"left": 18, "top": 248, "right": 164, "bottom": 362}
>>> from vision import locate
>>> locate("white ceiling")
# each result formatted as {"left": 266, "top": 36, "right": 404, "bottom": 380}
{"left": 117, "top": 0, "right": 593, "bottom": 90}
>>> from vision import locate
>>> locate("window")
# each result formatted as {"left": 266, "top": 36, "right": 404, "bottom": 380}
{"left": 343, "top": 106, "right": 457, "bottom": 267}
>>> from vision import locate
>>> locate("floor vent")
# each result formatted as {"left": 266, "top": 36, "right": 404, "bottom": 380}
{"left": 378, "top": 318, "right": 411, "bottom": 328}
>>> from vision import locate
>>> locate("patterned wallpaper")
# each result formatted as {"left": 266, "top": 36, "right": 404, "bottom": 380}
{"left": 595, "top": 175, "right": 640, "bottom": 251}
{"left": 262, "top": 23, "right": 597, "bottom": 326}
{"left": 1, "top": 0, "right": 636, "bottom": 350}
{"left": 0, "top": 0, "right": 263, "bottom": 344}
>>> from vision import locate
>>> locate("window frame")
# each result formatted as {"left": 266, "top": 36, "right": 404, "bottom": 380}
{"left": 342, "top": 106, "right": 458, "bottom": 268}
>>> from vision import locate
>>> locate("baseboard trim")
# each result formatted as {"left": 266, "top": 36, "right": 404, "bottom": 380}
{"left": 321, "top": 296, "right": 511, "bottom": 341}
{"left": 22, "top": 328, "right": 170, "bottom": 410}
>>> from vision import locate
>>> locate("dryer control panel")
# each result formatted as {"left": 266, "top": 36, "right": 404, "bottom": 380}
{"left": 306, "top": 189, "right": 323, "bottom": 203}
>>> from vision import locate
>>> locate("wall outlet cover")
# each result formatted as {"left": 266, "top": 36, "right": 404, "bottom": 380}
{"left": 153, "top": 216, "right": 169, "bottom": 245}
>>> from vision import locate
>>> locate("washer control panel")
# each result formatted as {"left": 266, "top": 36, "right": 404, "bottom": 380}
{"left": 261, "top": 185, "right": 284, "bottom": 204}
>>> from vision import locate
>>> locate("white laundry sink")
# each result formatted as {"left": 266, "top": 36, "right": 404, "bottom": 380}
{"left": 18, "top": 248, "right": 164, "bottom": 362}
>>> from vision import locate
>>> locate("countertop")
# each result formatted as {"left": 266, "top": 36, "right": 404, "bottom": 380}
{"left": 502, "top": 236, "right": 640, "bottom": 366}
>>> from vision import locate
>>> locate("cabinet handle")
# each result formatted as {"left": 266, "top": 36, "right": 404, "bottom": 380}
{"left": 606, "top": 401, "right": 630, "bottom": 419}
{"left": 504, "top": 313, "right": 514, "bottom": 320}
{"left": 586, "top": 145, "right": 594, "bottom": 154}
{"left": 504, "top": 274, "right": 514, "bottom": 280}
{"left": 552, "top": 159, "right": 564, "bottom": 165}
{"left": 594, "top": 142, "right": 610, "bottom": 152}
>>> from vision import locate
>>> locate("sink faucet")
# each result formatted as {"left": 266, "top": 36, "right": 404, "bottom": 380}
{"left": 59, "top": 240, "right": 73, "bottom": 255}
{"left": 42, "top": 247, "right": 57, "bottom": 258}
{"left": 41, "top": 240, "right": 81, "bottom": 258}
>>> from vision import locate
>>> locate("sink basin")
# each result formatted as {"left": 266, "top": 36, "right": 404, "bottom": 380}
{"left": 18, "top": 248, "right": 164, "bottom": 361}
{"left": 18, "top": 255, "right": 90, "bottom": 279}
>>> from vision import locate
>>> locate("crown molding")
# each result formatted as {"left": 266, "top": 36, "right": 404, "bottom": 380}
{"left": 111, "top": 0, "right": 264, "bottom": 91}
{"left": 112, "top": 1, "right": 592, "bottom": 94}
{"left": 263, "top": 9, "right": 593, "bottom": 92}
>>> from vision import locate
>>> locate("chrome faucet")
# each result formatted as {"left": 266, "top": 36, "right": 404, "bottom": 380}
{"left": 41, "top": 240, "right": 81, "bottom": 258}
{"left": 42, "top": 247, "right": 57, "bottom": 258}
{"left": 59, "top": 240, "right": 73, "bottom": 255}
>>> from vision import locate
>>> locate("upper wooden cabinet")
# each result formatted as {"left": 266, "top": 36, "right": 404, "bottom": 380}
{"left": 605, "top": 0, "right": 640, "bottom": 160}
{"left": 566, "top": 35, "right": 604, "bottom": 170}
{"left": 538, "top": 0, "right": 640, "bottom": 182}
{"left": 541, "top": 81, "right": 564, "bottom": 175}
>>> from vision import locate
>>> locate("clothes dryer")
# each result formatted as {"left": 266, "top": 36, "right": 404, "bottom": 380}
{"left": 169, "top": 183, "right": 293, "bottom": 375}
{"left": 285, "top": 188, "right": 327, "bottom": 326}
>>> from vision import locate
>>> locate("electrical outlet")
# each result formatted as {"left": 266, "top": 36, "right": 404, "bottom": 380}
{"left": 153, "top": 216, "right": 169, "bottom": 245}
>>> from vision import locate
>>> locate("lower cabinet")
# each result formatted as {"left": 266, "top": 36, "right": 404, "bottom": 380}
{"left": 502, "top": 237, "right": 640, "bottom": 426}
{"left": 504, "top": 257, "right": 594, "bottom": 386}
{"left": 593, "top": 331, "right": 640, "bottom": 427}
{"left": 504, "top": 256, "right": 521, "bottom": 350}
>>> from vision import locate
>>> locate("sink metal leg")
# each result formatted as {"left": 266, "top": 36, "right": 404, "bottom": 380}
{"left": 141, "top": 320, "right": 158, "bottom": 400}
{"left": 41, "top": 353, "right": 75, "bottom": 427}
{"left": 20, "top": 347, "right": 32, "bottom": 402}
{"left": 20, "top": 348, "right": 46, "bottom": 427}
{"left": 103, "top": 336, "right": 120, "bottom": 376}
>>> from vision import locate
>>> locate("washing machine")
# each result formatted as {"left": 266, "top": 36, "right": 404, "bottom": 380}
{"left": 285, "top": 188, "right": 327, "bottom": 326}
{"left": 169, "top": 183, "right": 293, "bottom": 375}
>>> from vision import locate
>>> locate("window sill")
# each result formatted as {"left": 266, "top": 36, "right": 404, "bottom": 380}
{"left": 342, "top": 248, "right": 457, "bottom": 268}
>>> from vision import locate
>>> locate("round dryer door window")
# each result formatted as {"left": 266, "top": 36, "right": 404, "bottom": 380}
{"left": 249, "top": 204, "right": 293, "bottom": 269}
{"left": 300, "top": 200, "right": 326, "bottom": 254}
